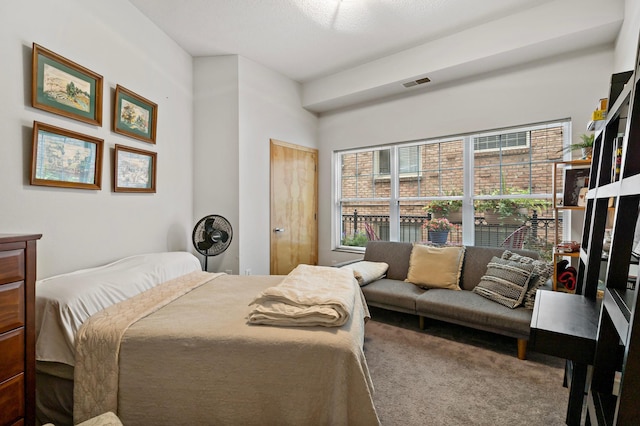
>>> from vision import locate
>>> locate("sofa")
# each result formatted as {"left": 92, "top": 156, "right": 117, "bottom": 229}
{"left": 342, "top": 241, "right": 551, "bottom": 360}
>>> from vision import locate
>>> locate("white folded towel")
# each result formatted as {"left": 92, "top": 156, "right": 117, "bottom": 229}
{"left": 248, "top": 264, "right": 357, "bottom": 327}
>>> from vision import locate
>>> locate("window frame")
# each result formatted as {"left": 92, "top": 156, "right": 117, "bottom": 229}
{"left": 333, "top": 120, "right": 571, "bottom": 252}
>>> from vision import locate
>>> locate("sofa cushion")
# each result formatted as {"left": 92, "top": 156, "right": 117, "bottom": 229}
{"left": 360, "top": 278, "right": 426, "bottom": 312}
{"left": 415, "top": 288, "right": 533, "bottom": 337}
{"left": 501, "top": 250, "right": 553, "bottom": 309}
{"left": 405, "top": 244, "right": 465, "bottom": 290}
{"left": 340, "top": 261, "right": 389, "bottom": 286}
{"left": 473, "top": 257, "right": 535, "bottom": 308}
{"left": 364, "top": 241, "right": 413, "bottom": 281}
{"left": 459, "top": 246, "right": 539, "bottom": 291}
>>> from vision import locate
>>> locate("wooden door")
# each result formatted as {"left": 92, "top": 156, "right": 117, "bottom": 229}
{"left": 270, "top": 139, "right": 318, "bottom": 275}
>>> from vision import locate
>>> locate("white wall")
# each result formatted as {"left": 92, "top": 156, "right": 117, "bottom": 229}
{"left": 614, "top": 0, "right": 640, "bottom": 72}
{"left": 193, "top": 56, "right": 317, "bottom": 275}
{"left": 317, "top": 47, "right": 615, "bottom": 266}
{"left": 0, "top": 0, "right": 194, "bottom": 278}
{"left": 237, "top": 57, "right": 317, "bottom": 275}
{"left": 193, "top": 56, "right": 240, "bottom": 274}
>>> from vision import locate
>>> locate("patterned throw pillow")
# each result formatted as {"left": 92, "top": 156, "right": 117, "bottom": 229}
{"left": 502, "top": 250, "right": 553, "bottom": 309}
{"left": 473, "top": 257, "right": 535, "bottom": 308}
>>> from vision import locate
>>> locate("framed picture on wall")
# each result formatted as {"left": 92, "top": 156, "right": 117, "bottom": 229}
{"left": 113, "top": 144, "right": 157, "bottom": 193}
{"left": 31, "top": 43, "right": 103, "bottom": 126}
{"left": 31, "top": 121, "right": 103, "bottom": 190}
{"left": 563, "top": 168, "right": 590, "bottom": 206}
{"left": 113, "top": 85, "right": 158, "bottom": 144}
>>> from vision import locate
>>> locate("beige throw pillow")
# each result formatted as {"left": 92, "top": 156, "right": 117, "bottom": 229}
{"left": 341, "top": 261, "right": 389, "bottom": 286}
{"left": 405, "top": 244, "right": 466, "bottom": 290}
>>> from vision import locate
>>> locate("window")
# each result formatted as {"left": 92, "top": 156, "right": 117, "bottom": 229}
{"left": 375, "top": 146, "right": 420, "bottom": 176}
{"left": 377, "top": 150, "right": 390, "bottom": 174}
{"left": 335, "top": 121, "right": 570, "bottom": 258}
{"left": 474, "top": 131, "right": 528, "bottom": 152}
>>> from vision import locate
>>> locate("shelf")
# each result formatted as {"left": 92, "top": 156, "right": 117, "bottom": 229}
{"left": 587, "top": 120, "right": 605, "bottom": 132}
{"left": 551, "top": 159, "right": 593, "bottom": 291}
{"left": 555, "top": 206, "right": 585, "bottom": 211}
{"left": 587, "top": 390, "right": 617, "bottom": 426}
{"left": 591, "top": 182, "right": 620, "bottom": 199}
{"left": 554, "top": 250, "right": 580, "bottom": 257}
{"left": 603, "top": 288, "right": 630, "bottom": 342}
{"left": 593, "top": 81, "right": 632, "bottom": 139}
{"left": 620, "top": 174, "right": 640, "bottom": 196}
{"left": 581, "top": 68, "right": 638, "bottom": 426}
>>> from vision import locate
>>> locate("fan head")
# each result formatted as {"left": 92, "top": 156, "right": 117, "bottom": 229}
{"left": 192, "top": 215, "right": 233, "bottom": 257}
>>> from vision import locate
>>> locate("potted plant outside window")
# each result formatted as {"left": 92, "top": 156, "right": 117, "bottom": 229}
{"left": 423, "top": 217, "right": 457, "bottom": 244}
{"left": 423, "top": 192, "right": 463, "bottom": 222}
{"left": 475, "top": 189, "right": 550, "bottom": 225}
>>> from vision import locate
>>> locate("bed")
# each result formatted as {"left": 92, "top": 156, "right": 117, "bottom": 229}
{"left": 35, "top": 252, "right": 378, "bottom": 426}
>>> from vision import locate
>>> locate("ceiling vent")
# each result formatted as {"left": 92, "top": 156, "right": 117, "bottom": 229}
{"left": 402, "top": 77, "right": 431, "bottom": 88}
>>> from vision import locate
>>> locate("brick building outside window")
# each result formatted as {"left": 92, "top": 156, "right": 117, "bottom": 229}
{"left": 335, "top": 121, "right": 570, "bottom": 260}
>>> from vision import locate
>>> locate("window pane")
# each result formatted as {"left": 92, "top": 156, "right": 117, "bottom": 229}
{"left": 339, "top": 201, "right": 390, "bottom": 246}
{"left": 400, "top": 139, "right": 463, "bottom": 197}
{"left": 475, "top": 131, "right": 527, "bottom": 152}
{"left": 398, "top": 146, "right": 419, "bottom": 173}
{"left": 400, "top": 201, "right": 462, "bottom": 245}
{"left": 340, "top": 150, "right": 390, "bottom": 198}
{"left": 378, "top": 149, "right": 390, "bottom": 175}
{"left": 474, "top": 126, "right": 563, "bottom": 196}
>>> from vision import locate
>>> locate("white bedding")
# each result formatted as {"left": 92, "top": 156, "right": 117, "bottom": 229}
{"left": 248, "top": 264, "right": 358, "bottom": 326}
{"left": 35, "top": 251, "right": 202, "bottom": 366}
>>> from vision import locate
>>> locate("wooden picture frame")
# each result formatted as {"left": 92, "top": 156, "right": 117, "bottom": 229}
{"left": 113, "top": 144, "right": 157, "bottom": 193}
{"left": 563, "top": 168, "right": 590, "bottom": 206}
{"left": 31, "top": 43, "right": 103, "bottom": 126}
{"left": 113, "top": 85, "right": 157, "bottom": 144}
{"left": 31, "top": 121, "right": 103, "bottom": 190}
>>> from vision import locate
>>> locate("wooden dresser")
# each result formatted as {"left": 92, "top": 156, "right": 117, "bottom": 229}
{"left": 0, "top": 234, "right": 41, "bottom": 426}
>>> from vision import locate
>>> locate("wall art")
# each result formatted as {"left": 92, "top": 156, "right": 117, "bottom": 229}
{"left": 113, "top": 85, "right": 157, "bottom": 144}
{"left": 113, "top": 144, "right": 157, "bottom": 193}
{"left": 32, "top": 43, "right": 103, "bottom": 126}
{"left": 31, "top": 121, "right": 103, "bottom": 190}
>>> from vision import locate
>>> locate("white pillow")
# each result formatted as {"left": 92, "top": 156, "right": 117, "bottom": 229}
{"left": 341, "top": 261, "right": 389, "bottom": 286}
{"left": 35, "top": 251, "right": 202, "bottom": 366}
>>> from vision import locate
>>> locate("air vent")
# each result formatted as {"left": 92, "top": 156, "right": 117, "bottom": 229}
{"left": 402, "top": 77, "right": 431, "bottom": 88}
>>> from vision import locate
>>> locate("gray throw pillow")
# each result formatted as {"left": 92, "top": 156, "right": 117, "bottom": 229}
{"left": 502, "top": 250, "right": 553, "bottom": 309}
{"left": 473, "top": 257, "right": 535, "bottom": 308}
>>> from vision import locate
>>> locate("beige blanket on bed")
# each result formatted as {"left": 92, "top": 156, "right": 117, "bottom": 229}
{"left": 74, "top": 273, "right": 379, "bottom": 426}
{"left": 73, "top": 270, "right": 217, "bottom": 423}
{"left": 248, "top": 264, "right": 358, "bottom": 327}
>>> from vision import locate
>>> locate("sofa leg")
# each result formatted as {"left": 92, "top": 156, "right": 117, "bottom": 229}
{"left": 517, "top": 339, "right": 527, "bottom": 360}
{"left": 419, "top": 316, "right": 425, "bottom": 330}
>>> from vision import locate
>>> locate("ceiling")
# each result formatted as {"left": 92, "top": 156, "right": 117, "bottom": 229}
{"left": 128, "top": 0, "right": 625, "bottom": 112}
{"left": 129, "top": 0, "right": 558, "bottom": 82}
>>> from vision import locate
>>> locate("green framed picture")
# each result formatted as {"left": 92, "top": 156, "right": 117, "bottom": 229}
{"left": 113, "top": 85, "right": 158, "bottom": 144}
{"left": 31, "top": 43, "right": 103, "bottom": 126}
{"left": 113, "top": 144, "right": 157, "bottom": 193}
{"left": 31, "top": 121, "right": 103, "bottom": 190}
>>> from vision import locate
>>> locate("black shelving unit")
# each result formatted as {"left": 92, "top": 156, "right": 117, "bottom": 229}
{"left": 580, "top": 44, "right": 640, "bottom": 424}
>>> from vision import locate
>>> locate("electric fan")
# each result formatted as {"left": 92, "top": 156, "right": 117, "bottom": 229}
{"left": 192, "top": 214, "right": 233, "bottom": 270}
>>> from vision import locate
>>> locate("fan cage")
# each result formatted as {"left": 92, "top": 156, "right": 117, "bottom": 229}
{"left": 192, "top": 215, "right": 233, "bottom": 257}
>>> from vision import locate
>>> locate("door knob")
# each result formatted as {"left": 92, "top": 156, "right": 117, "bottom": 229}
{"left": 274, "top": 228, "right": 285, "bottom": 233}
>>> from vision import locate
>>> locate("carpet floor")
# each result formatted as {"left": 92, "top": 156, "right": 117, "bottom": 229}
{"left": 364, "top": 307, "right": 569, "bottom": 426}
